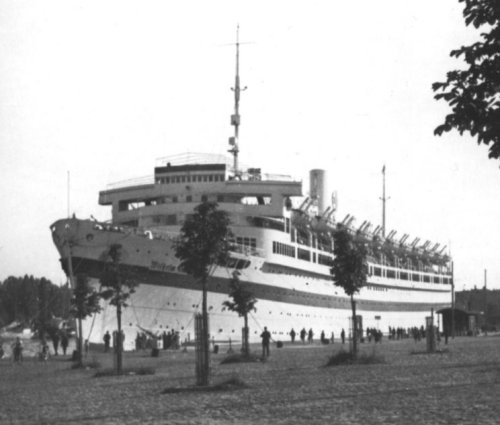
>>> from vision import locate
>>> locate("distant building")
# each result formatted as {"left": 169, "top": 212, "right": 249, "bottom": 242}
{"left": 455, "top": 289, "right": 500, "bottom": 331}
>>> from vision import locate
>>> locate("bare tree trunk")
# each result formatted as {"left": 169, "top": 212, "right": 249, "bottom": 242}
{"left": 116, "top": 303, "right": 122, "bottom": 375}
{"left": 201, "top": 277, "right": 209, "bottom": 385}
{"left": 243, "top": 314, "right": 249, "bottom": 356}
{"left": 77, "top": 317, "right": 83, "bottom": 367}
{"left": 351, "top": 295, "right": 358, "bottom": 358}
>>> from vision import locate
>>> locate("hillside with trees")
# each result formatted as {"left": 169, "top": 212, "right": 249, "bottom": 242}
{"left": 0, "top": 275, "right": 72, "bottom": 331}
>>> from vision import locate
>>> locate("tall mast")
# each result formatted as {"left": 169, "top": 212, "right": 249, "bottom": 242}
{"left": 228, "top": 25, "right": 246, "bottom": 176}
{"left": 380, "top": 165, "right": 389, "bottom": 237}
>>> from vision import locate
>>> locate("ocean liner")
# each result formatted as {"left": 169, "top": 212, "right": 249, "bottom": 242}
{"left": 50, "top": 35, "right": 452, "bottom": 349}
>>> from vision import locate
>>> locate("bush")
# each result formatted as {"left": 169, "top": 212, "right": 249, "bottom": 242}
{"left": 326, "top": 349, "right": 384, "bottom": 367}
{"left": 161, "top": 376, "right": 248, "bottom": 394}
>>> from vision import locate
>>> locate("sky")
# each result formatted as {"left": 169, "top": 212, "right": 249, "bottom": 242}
{"left": 1, "top": 0, "right": 499, "bottom": 290}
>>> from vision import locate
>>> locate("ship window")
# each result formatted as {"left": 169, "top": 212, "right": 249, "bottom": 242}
{"left": 373, "top": 267, "right": 382, "bottom": 277}
{"left": 166, "top": 215, "right": 177, "bottom": 225}
{"left": 297, "top": 231, "right": 310, "bottom": 247}
{"left": 387, "top": 269, "right": 396, "bottom": 279}
{"left": 203, "top": 176, "right": 208, "bottom": 182}
{"left": 164, "top": 177, "right": 169, "bottom": 184}
{"left": 297, "top": 248, "right": 311, "bottom": 262}
{"left": 186, "top": 195, "right": 192, "bottom": 202}
{"left": 433, "top": 276, "right": 440, "bottom": 284}
{"left": 201, "top": 195, "right": 208, "bottom": 202}
{"left": 272, "top": 241, "right": 295, "bottom": 258}
{"left": 318, "top": 254, "right": 333, "bottom": 266}
{"left": 181, "top": 176, "right": 186, "bottom": 183}
{"left": 186, "top": 176, "right": 191, "bottom": 183}
{"left": 423, "top": 275, "right": 430, "bottom": 283}
{"left": 209, "top": 175, "right": 213, "bottom": 182}
{"left": 412, "top": 273, "right": 420, "bottom": 282}
{"left": 400, "top": 272, "right": 409, "bottom": 281}
{"left": 217, "top": 195, "right": 224, "bottom": 202}
{"left": 172, "top": 196, "right": 178, "bottom": 203}
{"left": 235, "top": 260, "right": 251, "bottom": 269}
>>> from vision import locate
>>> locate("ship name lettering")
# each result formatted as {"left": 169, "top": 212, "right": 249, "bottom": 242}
{"left": 150, "top": 261, "right": 175, "bottom": 272}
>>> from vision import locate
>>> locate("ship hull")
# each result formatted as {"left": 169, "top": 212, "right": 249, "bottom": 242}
{"left": 52, "top": 218, "right": 451, "bottom": 349}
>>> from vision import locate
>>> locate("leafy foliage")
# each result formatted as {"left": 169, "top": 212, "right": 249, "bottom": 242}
{"left": 331, "top": 226, "right": 368, "bottom": 297}
{"left": 70, "top": 275, "right": 101, "bottom": 320}
{"left": 99, "top": 244, "right": 138, "bottom": 307}
{"left": 433, "top": 0, "right": 500, "bottom": 160}
{"left": 223, "top": 271, "right": 257, "bottom": 356}
{"left": 99, "top": 243, "right": 137, "bottom": 374}
{"left": 176, "top": 202, "right": 233, "bottom": 280}
{"left": 223, "top": 271, "right": 257, "bottom": 319}
{"left": 175, "top": 202, "right": 232, "bottom": 385}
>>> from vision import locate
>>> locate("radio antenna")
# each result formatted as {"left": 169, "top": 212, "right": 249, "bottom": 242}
{"left": 228, "top": 25, "right": 247, "bottom": 177}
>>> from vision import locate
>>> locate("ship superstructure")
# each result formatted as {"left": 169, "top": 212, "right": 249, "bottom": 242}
{"left": 50, "top": 33, "right": 452, "bottom": 349}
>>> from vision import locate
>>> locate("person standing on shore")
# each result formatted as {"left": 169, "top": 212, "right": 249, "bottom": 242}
{"left": 290, "top": 328, "right": 296, "bottom": 343}
{"left": 341, "top": 328, "right": 345, "bottom": 344}
{"left": 52, "top": 332, "right": 60, "bottom": 356}
{"left": 300, "top": 328, "right": 306, "bottom": 344}
{"left": 103, "top": 331, "right": 111, "bottom": 352}
{"left": 61, "top": 332, "right": 69, "bottom": 356}
{"left": 261, "top": 327, "right": 271, "bottom": 359}
{"left": 12, "top": 337, "right": 23, "bottom": 363}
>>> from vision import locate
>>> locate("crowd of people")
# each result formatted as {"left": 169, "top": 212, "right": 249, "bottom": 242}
{"left": 2, "top": 321, "right": 441, "bottom": 364}
{"left": 132, "top": 330, "right": 180, "bottom": 351}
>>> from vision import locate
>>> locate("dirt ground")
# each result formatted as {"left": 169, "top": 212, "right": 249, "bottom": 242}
{"left": 0, "top": 335, "right": 499, "bottom": 424}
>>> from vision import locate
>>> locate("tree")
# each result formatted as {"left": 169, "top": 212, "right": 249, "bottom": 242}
{"left": 433, "top": 0, "right": 500, "bottom": 160}
{"left": 331, "top": 225, "right": 368, "bottom": 357}
{"left": 99, "top": 244, "right": 138, "bottom": 375}
{"left": 70, "top": 274, "right": 101, "bottom": 367}
{"left": 176, "top": 202, "right": 232, "bottom": 385}
{"left": 0, "top": 275, "right": 71, "bottom": 329}
{"left": 223, "top": 271, "right": 257, "bottom": 356}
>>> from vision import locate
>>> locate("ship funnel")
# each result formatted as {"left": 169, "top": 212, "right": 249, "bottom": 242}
{"left": 309, "top": 169, "right": 329, "bottom": 214}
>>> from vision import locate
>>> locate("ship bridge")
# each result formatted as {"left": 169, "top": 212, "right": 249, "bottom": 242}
{"left": 98, "top": 157, "right": 302, "bottom": 227}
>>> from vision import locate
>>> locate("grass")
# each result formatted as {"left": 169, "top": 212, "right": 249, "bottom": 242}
{"left": 71, "top": 356, "right": 102, "bottom": 370}
{"left": 94, "top": 366, "right": 155, "bottom": 378}
{"left": 410, "top": 348, "right": 450, "bottom": 355}
{"left": 161, "top": 376, "right": 249, "bottom": 394}
{"left": 1, "top": 336, "right": 500, "bottom": 424}
{"left": 220, "top": 352, "right": 262, "bottom": 364}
